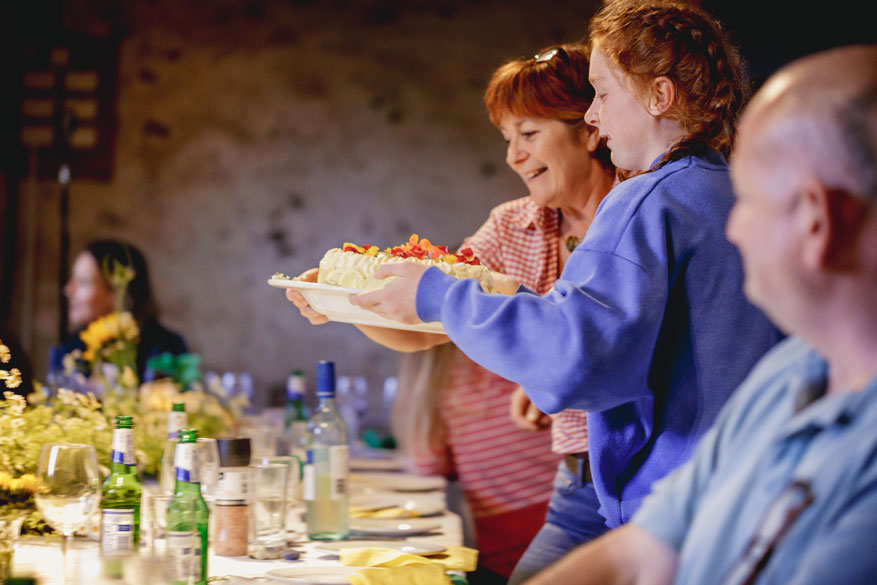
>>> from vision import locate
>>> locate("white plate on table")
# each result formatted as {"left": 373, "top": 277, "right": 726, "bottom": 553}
{"left": 265, "top": 565, "right": 368, "bottom": 584}
{"left": 349, "top": 493, "right": 445, "bottom": 517}
{"left": 349, "top": 472, "right": 446, "bottom": 493}
{"left": 349, "top": 517, "right": 443, "bottom": 537}
{"left": 268, "top": 279, "right": 446, "bottom": 334}
{"left": 315, "top": 539, "right": 446, "bottom": 555}
{"left": 349, "top": 455, "right": 405, "bottom": 472}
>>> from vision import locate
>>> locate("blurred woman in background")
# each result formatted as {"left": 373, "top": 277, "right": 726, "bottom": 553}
{"left": 58, "top": 239, "right": 187, "bottom": 380}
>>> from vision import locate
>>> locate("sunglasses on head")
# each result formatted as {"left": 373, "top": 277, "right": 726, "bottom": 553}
{"left": 533, "top": 47, "right": 570, "bottom": 65}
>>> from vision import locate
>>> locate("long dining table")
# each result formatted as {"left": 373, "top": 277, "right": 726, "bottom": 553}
{"left": 11, "top": 464, "right": 463, "bottom": 585}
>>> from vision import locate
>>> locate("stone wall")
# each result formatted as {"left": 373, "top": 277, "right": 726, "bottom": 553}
{"left": 13, "top": 0, "right": 602, "bottom": 406}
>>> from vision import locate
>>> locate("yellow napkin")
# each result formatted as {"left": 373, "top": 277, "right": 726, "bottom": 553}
{"left": 349, "top": 564, "right": 449, "bottom": 585}
{"left": 340, "top": 545, "right": 478, "bottom": 572}
{"left": 349, "top": 506, "right": 421, "bottom": 519}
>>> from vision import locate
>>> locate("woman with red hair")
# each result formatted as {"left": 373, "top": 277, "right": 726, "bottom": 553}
{"left": 290, "top": 43, "right": 616, "bottom": 583}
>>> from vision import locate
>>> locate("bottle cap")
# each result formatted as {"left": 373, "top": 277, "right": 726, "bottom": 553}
{"left": 287, "top": 370, "right": 306, "bottom": 397}
{"left": 172, "top": 403, "right": 185, "bottom": 412}
{"left": 217, "top": 437, "right": 251, "bottom": 467}
{"left": 179, "top": 429, "right": 199, "bottom": 443}
{"left": 316, "top": 360, "right": 335, "bottom": 397}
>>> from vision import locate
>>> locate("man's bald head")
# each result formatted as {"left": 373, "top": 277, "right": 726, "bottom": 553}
{"left": 736, "top": 45, "right": 877, "bottom": 205}
{"left": 727, "top": 45, "right": 877, "bottom": 338}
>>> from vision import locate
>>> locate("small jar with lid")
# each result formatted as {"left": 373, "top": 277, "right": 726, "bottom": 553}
{"left": 213, "top": 437, "right": 251, "bottom": 556}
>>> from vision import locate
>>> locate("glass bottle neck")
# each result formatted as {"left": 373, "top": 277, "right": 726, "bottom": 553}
{"left": 316, "top": 394, "right": 337, "bottom": 412}
{"left": 174, "top": 442, "right": 202, "bottom": 489}
{"left": 110, "top": 427, "right": 137, "bottom": 473}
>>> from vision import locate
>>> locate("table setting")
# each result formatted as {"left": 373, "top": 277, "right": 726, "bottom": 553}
{"left": 8, "top": 467, "right": 467, "bottom": 585}
{"left": 1, "top": 374, "right": 470, "bottom": 585}
{"left": 0, "top": 258, "right": 476, "bottom": 585}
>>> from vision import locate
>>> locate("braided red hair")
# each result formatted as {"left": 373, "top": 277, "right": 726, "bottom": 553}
{"left": 588, "top": 0, "right": 749, "bottom": 167}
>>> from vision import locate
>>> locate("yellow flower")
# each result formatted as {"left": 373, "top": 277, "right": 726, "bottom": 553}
{"left": 1, "top": 391, "right": 26, "bottom": 415}
{"left": 0, "top": 472, "right": 39, "bottom": 495}
{"left": 80, "top": 312, "right": 140, "bottom": 362}
{"left": 107, "top": 262, "right": 136, "bottom": 292}
{"left": 0, "top": 368, "right": 21, "bottom": 389}
{"left": 120, "top": 366, "right": 138, "bottom": 389}
{"left": 117, "top": 312, "right": 139, "bottom": 340}
{"left": 139, "top": 379, "right": 179, "bottom": 411}
{"left": 27, "top": 390, "right": 46, "bottom": 406}
{"left": 62, "top": 351, "right": 80, "bottom": 374}
{"left": 0, "top": 342, "right": 10, "bottom": 364}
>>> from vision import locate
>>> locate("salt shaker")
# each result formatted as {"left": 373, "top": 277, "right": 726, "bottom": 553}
{"left": 214, "top": 437, "right": 251, "bottom": 556}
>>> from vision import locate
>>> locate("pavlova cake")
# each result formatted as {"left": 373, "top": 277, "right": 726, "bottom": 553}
{"left": 294, "top": 234, "right": 496, "bottom": 292}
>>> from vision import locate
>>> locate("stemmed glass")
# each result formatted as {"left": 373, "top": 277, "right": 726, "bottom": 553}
{"left": 34, "top": 443, "right": 101, "bottom": 583}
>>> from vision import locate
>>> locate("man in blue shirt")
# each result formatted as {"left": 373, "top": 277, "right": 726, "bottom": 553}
{"left": 525, "top": 44, "right": 877, "bottom": 585}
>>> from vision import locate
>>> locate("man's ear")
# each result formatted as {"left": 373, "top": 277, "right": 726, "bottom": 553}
{"left": 647, "top": 76, "right": 676, "bottom": 116}
{"left": 801, "top": 184, "right": 867, "bottom": 271}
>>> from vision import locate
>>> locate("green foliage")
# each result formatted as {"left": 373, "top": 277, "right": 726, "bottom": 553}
{"left": 1, "top": 382, "right": 241, "bottom": 535}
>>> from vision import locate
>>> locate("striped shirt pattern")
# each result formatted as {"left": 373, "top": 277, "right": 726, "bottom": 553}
{"left": 407, "top": 344, "right": 559, "bottom": 518}
{"left": 466, "top": 197, "right": 589, "bottom": 455}
{"left": 407, "top": 348, "right": 558, "bottom": 575}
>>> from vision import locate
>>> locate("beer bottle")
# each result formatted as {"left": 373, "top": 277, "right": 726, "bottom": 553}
{"left": 167, "top": 429, "right": 209, "bottom": 585}
{"left": 101, "top": 415, "right": 142, "bottom": 556}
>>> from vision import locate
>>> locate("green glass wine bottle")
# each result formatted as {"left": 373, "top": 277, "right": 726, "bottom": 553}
{"left": 100, "top": 415, "right": 142, "bottom": 556}
{"left": 167, "top": 429, "right": 210, "bottom": 585}
{"left": 284, "top": 369, "right": 310, "bottom": 479}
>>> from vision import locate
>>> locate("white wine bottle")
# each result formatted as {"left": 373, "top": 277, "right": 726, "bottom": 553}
{"left": 304, "top": 360, "right": 349, "bottom": 540}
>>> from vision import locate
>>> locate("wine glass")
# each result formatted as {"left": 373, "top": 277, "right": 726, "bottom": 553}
{"left": 34, "top": 443, "right": 101, "bottom": 583}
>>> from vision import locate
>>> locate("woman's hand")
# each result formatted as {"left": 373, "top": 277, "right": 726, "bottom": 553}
{"left": 490, "top": 270, "right": 521, "bottom": 295}
{"left": 285, "top": 268, "right": 329, "bottom": 325}
{"left": 349, "top": 262, "right": 429, "bottom": 324}
{"left": 509, "top": 386, "right": 552, "bottom": 431}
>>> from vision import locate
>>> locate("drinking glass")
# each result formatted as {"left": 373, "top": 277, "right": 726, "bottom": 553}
{"left": 147, "top": 494, "right": 174, "bottom": 554}
{"left": 336, "top": 375, "right": 368, "bottom": 444}
{"left": 0, "top": 512, "right": 26, "bottom": 582}
{"left": 257, "top": 456, "right": 301, "bottom": 529}
{"left": 196, "top": 438, "right": 220, "bottom": 500}
{"left": 34, "top": 443, "right": 101, "bottom": 584}
{"left": 238, "top": 415, "right": 279, "bottom": 458}
{"left": 159, "top": 438, "right": 178, "bottom": 495}
{"left": 247, "top": 463, "right": 288, "bottom": 559}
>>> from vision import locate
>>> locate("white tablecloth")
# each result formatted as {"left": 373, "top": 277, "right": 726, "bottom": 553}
{"left": 11, "top": 475, "right": 461, "bottom": 585}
